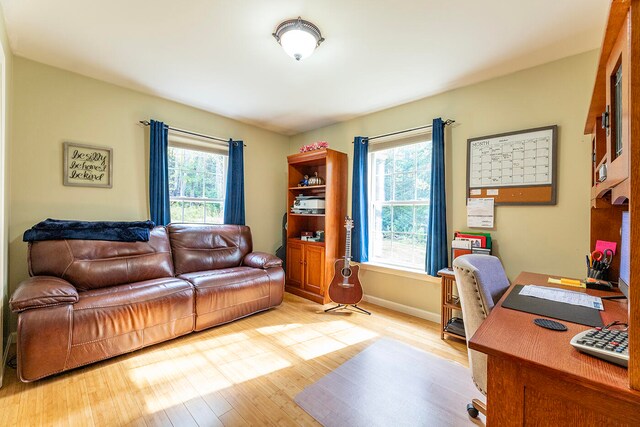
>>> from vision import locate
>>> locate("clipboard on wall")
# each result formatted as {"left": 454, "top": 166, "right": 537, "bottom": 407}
{"left": 466, "top": 125, "right": 558, "bottom": 205}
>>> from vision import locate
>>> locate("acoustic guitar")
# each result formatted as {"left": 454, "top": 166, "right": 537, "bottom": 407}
{"left": 328, "top": 217, "right": 364, "bottom": 306}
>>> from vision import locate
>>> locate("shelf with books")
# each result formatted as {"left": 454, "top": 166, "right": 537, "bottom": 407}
{"left": 438, "top": 268, "right": 466, "bottom": 342}
{"left": 285, "top": 148, "right": 347, "bottom": 304}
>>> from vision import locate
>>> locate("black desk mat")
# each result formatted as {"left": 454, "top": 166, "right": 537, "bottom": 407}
{"left": 501, "top": 285, "right": 604, "bottom": 327}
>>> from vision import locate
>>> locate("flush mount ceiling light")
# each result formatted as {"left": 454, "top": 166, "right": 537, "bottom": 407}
{"left": 272, "top": 17, "right": 324, "bottom": 61}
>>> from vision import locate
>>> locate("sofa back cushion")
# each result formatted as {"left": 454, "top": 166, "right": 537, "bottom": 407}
{"left": 28, "top": 226, "right": 175, "bottom": 291}
{"left": 167, "top": 224, "right": 252, "bottom": 274}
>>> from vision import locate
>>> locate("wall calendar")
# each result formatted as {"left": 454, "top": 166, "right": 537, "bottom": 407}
{"left": 466, "top": 125, "right": 557, "bottom": 205}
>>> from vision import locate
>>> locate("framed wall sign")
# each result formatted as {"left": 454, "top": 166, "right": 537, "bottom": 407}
{"left": 63, "top": 142, "right": 113, "bottom": 188}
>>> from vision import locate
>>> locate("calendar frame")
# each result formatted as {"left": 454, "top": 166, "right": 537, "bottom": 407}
{"left": 466, "top": 125, "right": 558, "bottom": 205}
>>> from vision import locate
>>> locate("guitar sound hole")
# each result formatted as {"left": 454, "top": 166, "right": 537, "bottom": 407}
{"left": 341, "top": 268, "right": 352, "bottom": 278}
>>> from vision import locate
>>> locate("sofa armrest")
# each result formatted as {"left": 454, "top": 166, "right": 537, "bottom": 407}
{"left": 10, "top": 276, "right": 79, "bottom": 313}
{"left": 243, "top": 252, "right": 283, "bottom": 269}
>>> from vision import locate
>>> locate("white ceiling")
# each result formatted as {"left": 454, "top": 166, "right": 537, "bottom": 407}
{"left": 0, "top": 0, "right": 608, "bottom": 135}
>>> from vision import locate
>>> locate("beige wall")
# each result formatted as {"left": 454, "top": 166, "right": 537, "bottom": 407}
{"left": 5, "top": 49, "right": 598, "bottom": 328}
{"left": 290, "top": 51, "right": 598, "bottom": 316}
{"left": 8, "top": 57, "right": 289, "bottom": 331}
{"left": 0, "top": 4, "right": 12, "bottom": 349}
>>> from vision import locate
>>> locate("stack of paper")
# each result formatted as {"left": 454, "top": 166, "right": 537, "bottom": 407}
{"left": 519, "top": 285, "right": 604, "bottom": 311}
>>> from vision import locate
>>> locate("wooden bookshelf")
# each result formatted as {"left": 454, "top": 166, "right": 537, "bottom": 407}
{"left": 438, "top": 268, "right": 466, "bottom": 342}
{"left": 285, "top": 149, "right": 347, "bottom": 304}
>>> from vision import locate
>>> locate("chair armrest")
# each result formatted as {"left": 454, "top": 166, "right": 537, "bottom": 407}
{"left": 10, "top": 276, "right": 79, "bottom": 312}
{"left": 243, "top": 252, "right": 283, "bottom": 269}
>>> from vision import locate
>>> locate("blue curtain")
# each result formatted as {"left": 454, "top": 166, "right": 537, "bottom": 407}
{"left": 352, "top": 136, "right": 369, "bottom": 262}
{"left": 149, "top": 119, "right": 171, "bottom": 226}
{"left": 426, "top": 118, "right": 448, "bottom": 275}
{"left": 224, "top": 140, "right": 245, "bottom": 225}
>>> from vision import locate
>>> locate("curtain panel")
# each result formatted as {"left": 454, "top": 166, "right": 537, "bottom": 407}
{"left": 352, "top": 136, "right": 369, "bottom": 263}
{"left": 223, "top": 140, "right": 246, "bottom": 225}
{"left": 149, "top": 119, "right": 171, "bottom": 226}
{"left": 425, "top": 118, "right": 448, "bottom": 275}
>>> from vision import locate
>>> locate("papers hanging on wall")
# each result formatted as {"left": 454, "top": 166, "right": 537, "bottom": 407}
{"left": 467, "top": 198, "right": 494, "bottom": 228}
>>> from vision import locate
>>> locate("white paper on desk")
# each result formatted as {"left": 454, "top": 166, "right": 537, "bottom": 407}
{"left": 519, "top": 285, "right": 604, "bottom": 311}
{"left": 467, "top": 198, "right": 494, "bottom": 228}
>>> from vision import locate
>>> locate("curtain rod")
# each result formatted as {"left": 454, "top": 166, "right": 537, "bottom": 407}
{"left": 138, "top": 120, "right": 245, "bottom": 146}
{"left": 359, "top": 119, "right": 456, "bottom": 142}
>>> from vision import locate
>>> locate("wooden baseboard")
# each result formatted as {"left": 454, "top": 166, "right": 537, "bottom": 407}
{"left": 1, "top": 332, "right": 16, "bottom": 389}
{"left": 362, "top": 295, "right": 440, "bottom": 323}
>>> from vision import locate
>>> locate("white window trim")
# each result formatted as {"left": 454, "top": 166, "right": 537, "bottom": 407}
{"left": 356, "top": 261, "right": 440, "bottom": 283}
{"left": 366, "top": 129, "right": 433, "bottom": 273}
{"left": 168, "top": 133, "right": 228, "bottom": 224}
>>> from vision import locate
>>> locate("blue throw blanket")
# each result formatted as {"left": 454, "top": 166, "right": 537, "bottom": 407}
{"left": 23, "top": 219, "right": 156, "bottom": 242}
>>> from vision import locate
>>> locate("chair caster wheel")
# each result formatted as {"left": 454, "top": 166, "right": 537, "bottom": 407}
{"left": 467, "top": 403, "right": 479, "bottom": 418}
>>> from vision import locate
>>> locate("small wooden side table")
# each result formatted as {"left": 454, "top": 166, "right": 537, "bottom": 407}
{"left": 437, "top": 268, "right": 466, "bottom": 342}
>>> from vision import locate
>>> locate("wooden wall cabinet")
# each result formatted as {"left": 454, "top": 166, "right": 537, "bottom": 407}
{"left": 584, "top": 0, "right": 640, "bottom": 391}
{"left": 588, "top": 5, "right": 631, "bottom": 206}
{"left": 586, "top": 3, "right": 633, "bottom": 280}
{"left": 285, "top": 148, "right": 347, "bottom": 304}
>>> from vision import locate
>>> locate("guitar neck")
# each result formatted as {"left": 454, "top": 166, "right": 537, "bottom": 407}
{"left": 344, "top": 226, "right": 352, "bottom": 266}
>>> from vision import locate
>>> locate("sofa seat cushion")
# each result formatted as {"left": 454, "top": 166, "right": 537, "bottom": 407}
{"left": 179, "top": 266, "right": 282, "bottom": 331}
{"left": 67, "top": 277, "right": 194, "bottom": 369}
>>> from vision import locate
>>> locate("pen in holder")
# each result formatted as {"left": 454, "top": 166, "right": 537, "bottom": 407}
{"left": 587, "top": 249, "right": 613, "bottom": 281}
{"left": 587, "top": 265, "right": 608, "bottom": 280}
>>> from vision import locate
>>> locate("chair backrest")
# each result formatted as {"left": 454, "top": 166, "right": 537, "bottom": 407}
{"left": 452, "top": 254, "right": 510, "bottom": 395}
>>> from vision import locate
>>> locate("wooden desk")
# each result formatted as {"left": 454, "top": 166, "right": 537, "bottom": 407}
{"left": 469, "top": 272, "right": 640, "bottom": 425}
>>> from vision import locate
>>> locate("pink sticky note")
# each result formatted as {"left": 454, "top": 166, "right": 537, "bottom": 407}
{"left": 595, "top": 240, "right": 617, "bottom": 255}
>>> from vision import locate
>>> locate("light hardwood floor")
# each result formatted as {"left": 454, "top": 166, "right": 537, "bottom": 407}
{"left": 0, "top": 293, "right": 468, "bottom": 426}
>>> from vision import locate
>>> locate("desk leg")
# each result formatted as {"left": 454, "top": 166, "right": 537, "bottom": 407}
{"left": 487, "top": 355, "right": 524, "bottom": 426}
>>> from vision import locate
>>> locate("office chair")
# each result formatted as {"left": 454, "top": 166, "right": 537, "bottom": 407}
{"left": 452, "top": 254, "right": 510, "bottom": 418}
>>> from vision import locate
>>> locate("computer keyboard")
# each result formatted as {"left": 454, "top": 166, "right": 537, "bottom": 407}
{"left": 570, "top": 326, "right": 629, "bottom": 368}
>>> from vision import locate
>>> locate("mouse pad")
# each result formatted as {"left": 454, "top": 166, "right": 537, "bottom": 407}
{"left": 501, "top": 285, "right": 604, "bottom": 327}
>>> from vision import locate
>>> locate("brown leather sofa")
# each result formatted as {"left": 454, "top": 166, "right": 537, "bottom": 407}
{"left": 9, "top": 224, "right": 284, "bottom": 382}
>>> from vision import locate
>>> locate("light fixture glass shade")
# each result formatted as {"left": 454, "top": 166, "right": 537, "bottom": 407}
{"left": 273, "top": 17, "right": 324, "bottom": 61}
{"left": 280, "top": 30, "right": 317, "bottom": 61}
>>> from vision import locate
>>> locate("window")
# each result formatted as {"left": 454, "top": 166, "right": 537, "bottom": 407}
{"left": 168, "top": 143, "right": 227, "bottom": 223}
{"left": 368, "top": 138, "right": 431, "bottom": 270}
{"left": 612, "top": 61, "right": 623, "bottom": 158}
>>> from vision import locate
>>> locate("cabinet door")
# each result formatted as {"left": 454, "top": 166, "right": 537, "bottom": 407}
{"left": 604, "top": 13, "right": 629, "bottom": 191}
{"left": 286, "top": 241, "right": 304, "bottom": 288}
{"left": 304, "top": 245, "right": 325, "bottom": 296}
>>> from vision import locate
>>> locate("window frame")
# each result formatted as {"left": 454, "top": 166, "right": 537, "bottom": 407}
{"left": 366, "top": 133, "right": 432, "bottom": 271}
{"left": 168, "top": 134, "right": 228, "bottom": 224}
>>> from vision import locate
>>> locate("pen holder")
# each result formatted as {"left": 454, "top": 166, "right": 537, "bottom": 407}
{"left": 587, "top": 266, "right": 608, "bottom": 281}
